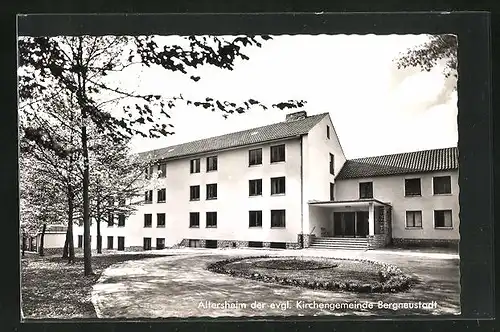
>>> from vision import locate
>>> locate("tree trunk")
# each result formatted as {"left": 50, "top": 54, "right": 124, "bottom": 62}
{"left": 67, "top": 183, "right": 76, "bottom": 263}
{"left": 22, "top": 233, "right": 26, "bottom": 257}
{"left": 39, "top": 223, "right": 46, "bottom": 257}
{"left": 96, "top": 196, "right": 102, "bottom": 254}
{"left": 97, "top": 216, "right": 102, "bottom": 254}
{"left": 77, "top": 37, "right": 93, "bottom": 276}
{"left": 67, "top": 188, "right": 75, "bottom": 263}
{"left": 62, "top": 227, "right": 69, "bottom": 258}
{"left": 82, "top": 112, "right": 92, "bottom": 274}
{"left": 67, "top": 98, "right": 76, "bottom": 264}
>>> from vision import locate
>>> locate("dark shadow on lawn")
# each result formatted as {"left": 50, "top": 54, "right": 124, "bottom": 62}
{"left": 21, "top": 253, "right": 172, "bottom": 319}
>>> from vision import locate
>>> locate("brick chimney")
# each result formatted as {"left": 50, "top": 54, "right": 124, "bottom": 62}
{"left": 285, "top": 111, "right": 308, "bottom": 122}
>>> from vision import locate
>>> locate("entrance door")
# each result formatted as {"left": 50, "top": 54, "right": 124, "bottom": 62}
{"left": 107, "top": 236, "right": 114, "bottom": 249}
{"left": 143, "top": 237, "right": 152, "bottom": 250}
{"left": 343, "top": 212, "right": 356, "bottom": 237}
{"left": 356, "top": 211, "right": 369, "bottom": 237}
{"left": 117, "top": 236, "right": 125, "bottom": 251}
{"left": 333, "top": 212, "right": 343, "bottom": 236}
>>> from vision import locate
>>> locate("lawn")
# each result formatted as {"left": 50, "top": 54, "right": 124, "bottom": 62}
{"left": 229, "top": 257, "right": 381, "bottom": 283}
{"left": 21, "top": 252, "right": 170, "bottom": 319}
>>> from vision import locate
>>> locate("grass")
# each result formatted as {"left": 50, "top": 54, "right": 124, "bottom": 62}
{"left": 226, "top": 257, "right": 383, "bottom": 284}
{"left": 252, "top": 258, "right": 338, "bottom": 270}
{"left": 21, "top": 252, "right": 170, "bottom": 319}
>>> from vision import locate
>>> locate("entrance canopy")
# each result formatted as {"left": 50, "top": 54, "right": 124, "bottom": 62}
{"left": 308, "top": 199, "right": 392, "bottom": 238}
{"left": 308, "top": 199, "right": 391, "bottom": 208}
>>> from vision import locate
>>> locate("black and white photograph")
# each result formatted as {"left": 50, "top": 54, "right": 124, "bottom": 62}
{"left": 17, "top": 16, "right": 464, "bottom": 320}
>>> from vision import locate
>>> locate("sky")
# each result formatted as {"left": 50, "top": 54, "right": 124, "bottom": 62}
{"left": 115, "top": 34, "right": 458, "bottom": 160}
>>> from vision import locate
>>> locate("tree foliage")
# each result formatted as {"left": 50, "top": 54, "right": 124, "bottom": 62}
{"left": 88, "top": 132, "right": 147, "bottom": 223}
{"left": 394, "top": 34, "right": 458, "bottom": 81}
{"left": 19, "top": 90, "right": 88, "bottom": 260}
{"left": 18, "top": 34, "right": 307, "bottom": 275}
{"left": 19, "top": 155, "right": 67, "bottom": 236}
{"left": 18, "top": 35, "right": 306, "bottom": 143}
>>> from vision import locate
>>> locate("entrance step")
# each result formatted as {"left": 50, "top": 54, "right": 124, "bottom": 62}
{"left": 309, "top": 237, "right": 368, "bottom": 250}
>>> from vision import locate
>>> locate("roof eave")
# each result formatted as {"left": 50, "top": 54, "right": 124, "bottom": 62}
{"left": 144, "top": 134, "right": 307, "bottom": 163}
{"left": 335, "top": 167, "right": 459, "bottom": 180}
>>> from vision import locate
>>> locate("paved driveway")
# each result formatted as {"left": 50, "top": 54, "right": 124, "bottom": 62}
{"left": 92, "top": 248, "right": 460, "bottom": 318}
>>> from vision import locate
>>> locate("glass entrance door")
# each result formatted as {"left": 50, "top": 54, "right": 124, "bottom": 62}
{"left": 333, "top": 212, "right": 342, "bottom": 236}
{"left": 343, "top": 212, "right": 356, "bottom": 237}
{"left": 333, "top": 211, "right": 368, "bottom": 237}
{"left": 333, "top": 212, "right": 355, "bottom": 237}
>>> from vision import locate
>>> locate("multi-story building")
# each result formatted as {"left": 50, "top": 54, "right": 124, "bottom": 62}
{"left": 72, "top": 111, "right": 459, "bottom": 251}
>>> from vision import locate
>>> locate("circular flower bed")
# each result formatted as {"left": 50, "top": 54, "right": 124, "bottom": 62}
{"left": 253, "top": 258, "right": 338, "bottom": 270}
{"left": 207, "top": 255, "right": 416, "bottom": 293}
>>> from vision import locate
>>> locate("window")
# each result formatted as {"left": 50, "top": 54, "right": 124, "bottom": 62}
{"left": 190, "top": 185, "right": 200, "bottom": 201}
{"left": 434, "top": 176, "right": 452, "bottom": 195}
{"left": 206, "top": 183, "right": 217, "bottom": 200}
{"left": 144, "top": 214, "right": 152, "bottom": 228}
{"left": 359, "top": 182, "right": 373, "bottom": 199}
{"left": 144, "top": 190, "right": 153, "bottom": 203}
{"left": 249, "top": 148, "right": 262, "bottom": 166}
{"left": 206, "top": 156, "right": 218, "bottom": 172}
{"left": 189, "top": 212, "right": 200, "bottom": 228}
{"left": 270, "top": 242, "right": 287, "bottom": 249}
{"left": 249, "top": 179, "right": 262, "bottom": 196}
{"left": 189, "top": 239, "right": 201, "bottom": 248}
{"left": 78, "top": 235, "right": 83, "bottom": 248}
{"left": 249, "top": 211, "right": 262, "bottom": 227}
{"left": 190, "top": 158, "right": 200, "bottom": 173}
{"left": 329, "top": 153, "right": 335, "bottom": 175}
{"left": 157, "top": 162, "right": 167, "bottom": 178}
{"left": 206, "top": 212, "right": 217, "bottom": 228}
{"left": 327, "top": 125, "right": 330, "bottom": 139}
{"left": 107, "top": 213, "right": 114, "bottom": 227}
{"left": 143, "top": 237, "right": 152, "bottom": 250}
{"left": 157, "top": 213, "right": 166, "bottom": 228}
{"left": 330, "top": 182, "right": 335, "bottom": 201}
{"left": 270, "top": 144, "right": 285, "bottom": 163}
{"left": 157, "top": 188, "right": 166, "bottom": 203}
{"left": 107, "top": 236, "right": 113, "bottom": 249}
{"left": 406, "top": 211, "right": 423, "bottom": 228}
{"left": 205, "top": 240, "right": 218, "bottom": 248}
{"left": 156, "top": 238, "right": 165, "bottom": 250}
{"left": 405, "top": 178, "right": 421, "bottom": 196}
{"left": 118, "top": 214, "right": 125, "bottom": 227}
{"left": 271, "top": 177, "right": 286, "bottom": 195}
{"left": 145, "top": 165, "right": 154, "bottom": 179}
{"left": 434, "top": 210, "right": 453, "bottom": 228}
{"left": 117, "top": 237, "right": 125, "bottom": 251}
{"left": 271, "top": 210, "right": 286, "bottom": 228}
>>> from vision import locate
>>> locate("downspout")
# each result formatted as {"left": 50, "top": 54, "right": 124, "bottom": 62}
{"left": 300, "top": 135, "right": 304, "bottom": 248}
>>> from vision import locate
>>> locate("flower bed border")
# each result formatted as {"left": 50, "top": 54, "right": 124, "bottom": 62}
{"left": 206, "top": 255, "right": 416, "bottom": 293}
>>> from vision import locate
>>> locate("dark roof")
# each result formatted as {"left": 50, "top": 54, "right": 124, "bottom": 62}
{"left": 38, "top": 224, "right": 66, "bottom": 233}
{"left": 336, "top": 147, "right": 459, "bottom": 180}
{"left": 139, "top": 113, "right": 328, "bottom": 161}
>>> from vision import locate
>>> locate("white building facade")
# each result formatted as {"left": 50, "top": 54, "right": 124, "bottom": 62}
{"left": 72, "top": 111, "right": 460, "bottom": 251}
